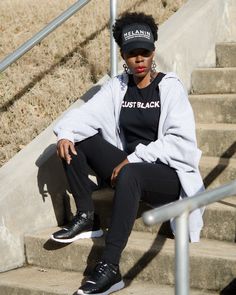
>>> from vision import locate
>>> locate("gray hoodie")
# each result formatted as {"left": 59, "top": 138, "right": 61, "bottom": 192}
{"left": 54, "top": 72, "right": 205, "bottom": 242}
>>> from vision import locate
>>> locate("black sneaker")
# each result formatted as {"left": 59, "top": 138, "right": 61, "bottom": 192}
{"left": 77, "top": 261, "right": 125, "bottom": 295}
{"left": 51, "top": 211, "right": 103, "bottom": 243}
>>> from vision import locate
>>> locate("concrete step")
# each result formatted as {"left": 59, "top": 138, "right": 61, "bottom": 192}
{"left": 199, "top": 156, "right": 236, "bottom": 242}
{"left": 196, "top": 123, "right": 236, "bottom": 158}
{"left": 216, "top": 42, "right": 236, "bottom": 67}
{"left": 201, "top": 196, "right": 236, "bottom": 242}
{"left": 200, "top": 156, "right": 236, "bottom": 188}
{"left": 92, "top": 186, "right": 236, "bottom": 243}
{"left": 191, "top": 68, "right": 236, "bottom": 94}
{"left": 24, "top": 229, "right": 236, "bottom": 291}
{"left": 0, "top": 266, "right": 219, "bottom": 295}
{"left": 189, "top": 94, "right": 236, "bottom": 124}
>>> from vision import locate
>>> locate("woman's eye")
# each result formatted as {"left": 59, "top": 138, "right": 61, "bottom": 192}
{"left": 127, "top": 51, "right": 136, "bottom": 57}
{"left": 142, "top": 50, "right": 152, "bottom": 57}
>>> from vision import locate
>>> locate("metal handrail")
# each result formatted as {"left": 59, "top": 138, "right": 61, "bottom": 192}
{"left": 142, "top": 179, "right": 236, "bottom": 295}
{"left": 0, "top": 0, "right": 118, "bottom": 76}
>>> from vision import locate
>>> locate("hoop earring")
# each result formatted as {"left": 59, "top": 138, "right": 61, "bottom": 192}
{"left": 151, "top": 61, "right": 157, "bottom": 72}
{"left": 123, "top": 63, "right": 129, "bottom": 74}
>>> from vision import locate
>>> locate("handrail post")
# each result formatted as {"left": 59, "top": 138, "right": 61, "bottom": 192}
{"left": 110, "top": 0, "right": 118, "bottom": 77}
{"left": 175, "top": 210, "right": 189, "bottom": 295}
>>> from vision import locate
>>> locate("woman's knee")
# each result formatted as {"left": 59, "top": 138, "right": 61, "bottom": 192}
{"left": 116, "top": 164, "right": 139, "bottom": 185}
{"left": 75, "top": 133, "right": 101, "bottom": 152}
{"left": 115, "top": 164, "right": 141, "bottom": 203}
{"left": 62, "top": 148, "right": 85, "bottom": 171}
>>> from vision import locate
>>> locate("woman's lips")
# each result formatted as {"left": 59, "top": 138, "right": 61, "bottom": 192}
{"left": 135, "top": 67, "right": 146, "bottom": 73}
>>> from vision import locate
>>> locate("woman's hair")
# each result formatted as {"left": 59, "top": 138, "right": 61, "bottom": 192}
{"left": 112, "top": 12, "right": 158, "bottom": 48}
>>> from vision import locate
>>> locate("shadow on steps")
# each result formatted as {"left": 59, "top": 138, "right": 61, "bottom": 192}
{"left": 220, "top": 278, "right": 236, "bottom": 295}
{"left": 203, "top": 141, "right": 236, "bottom": 188}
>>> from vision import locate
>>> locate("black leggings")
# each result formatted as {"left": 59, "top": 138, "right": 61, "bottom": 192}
{"left": 62, "top": 133, "right": 180, "bottom": 265}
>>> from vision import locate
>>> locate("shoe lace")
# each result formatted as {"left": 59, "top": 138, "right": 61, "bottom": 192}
{"left": 94, "top": 262, "right": 117, "bottom": 278}
{"left": 66, "top": 212, "right": 86, "bottom": 227}
{"left": 97, "top": 262, "right": 107, "bottom": 273}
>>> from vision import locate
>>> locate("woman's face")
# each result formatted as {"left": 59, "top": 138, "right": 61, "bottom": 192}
{"left": 122, "top": 48, "right": 155, "bottom": 78}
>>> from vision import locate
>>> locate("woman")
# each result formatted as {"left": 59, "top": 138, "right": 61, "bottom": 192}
{"left": 52, "top": 12, "right": 204, "bottom": 295}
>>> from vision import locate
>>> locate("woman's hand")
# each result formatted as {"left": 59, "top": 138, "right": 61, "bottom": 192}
{"left": 111, "top": 158, "right": 129, "bottom": 187}
{"left": 57, "top": 139, "right": 77, "bottom": 164}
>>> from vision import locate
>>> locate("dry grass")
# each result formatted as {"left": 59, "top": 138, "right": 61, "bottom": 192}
{"left": 0, "top": 0, "right": 186, "bottom": 167}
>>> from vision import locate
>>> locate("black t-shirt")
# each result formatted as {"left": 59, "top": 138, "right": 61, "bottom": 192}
{"left": 119, "top": 72, "right": 165, "bottom": 154}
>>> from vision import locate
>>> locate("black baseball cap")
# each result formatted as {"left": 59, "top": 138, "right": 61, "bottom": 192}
{"left": 121, "top": 23, "right": 155, "bottom": 53}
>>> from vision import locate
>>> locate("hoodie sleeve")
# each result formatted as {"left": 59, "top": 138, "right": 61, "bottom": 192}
{"left": 53, "top": 79, "right": 115, "bottom": 143}
{"left": 127, "top": 78, "right": 201, "bottom": 172}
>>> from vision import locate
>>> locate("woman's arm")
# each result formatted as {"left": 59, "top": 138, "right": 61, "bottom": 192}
{"left": 53, "top": 79, "right": 115, "bottom": 144}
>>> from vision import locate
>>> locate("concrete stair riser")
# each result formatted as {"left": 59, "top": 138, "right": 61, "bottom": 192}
{"left": 216, "top": 43, "right": 236, "bottom": 68}
{"left": 0, "top": 267, "right": 219, "bottom": 295}
{"left": 0, "top": 267, "right": 82, "bottom": 295}
{"left": 196, "top": 124, "right": 236, "bottom": 158}
{"left": 189, "top": 255, "right": 236, "bottom": 290}
{"left": 189, "top": 94, "right": 236, "bottom": 124}
{"left": 191, "top": 68, "right": 236, "bottom": 94}
{"left": 0, "top": 289, "right": 42, "bottom": 295}
{"left": 201, "top": 199, "right": 236, "bottom": 242}
{"left": 200, "top": 157, "right": 236, "bottom": 188}
{"left": 24, "top": 229, "right": 236, "bottom": 291}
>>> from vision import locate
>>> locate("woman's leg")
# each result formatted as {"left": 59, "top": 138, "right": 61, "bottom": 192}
{"left": 101, "top": 162, "right": 181, "bottom": 265}
{"left": 62, "top": 133, "right": 128, "bottom": 212}
{"left": 77, "top": 159, "right": 180, "bottom": 295}
{"left": 52, "top": 134, "right": 128, "bottom": 243}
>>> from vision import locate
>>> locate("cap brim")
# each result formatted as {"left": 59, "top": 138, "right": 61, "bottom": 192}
{"left": 122, "top": 41, "right": 155, "bottom": 54}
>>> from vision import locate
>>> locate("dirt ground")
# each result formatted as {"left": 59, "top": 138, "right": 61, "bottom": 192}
{"left": 0, "top": 0, "right": 186, "bottom": 166}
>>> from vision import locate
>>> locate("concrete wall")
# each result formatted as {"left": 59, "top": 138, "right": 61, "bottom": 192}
{"left": 0, "top": 132, "right": 64, "bottom": 271}
{"left": 0, "top": 0, "right": 235, "bottom": 272}
{"left": 0, "top": 83, "right": 104, "bottom": 272}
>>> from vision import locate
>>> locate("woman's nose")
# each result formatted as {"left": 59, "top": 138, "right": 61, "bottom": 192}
{"left": 135, "top": 55, "right": 144, "bottom": 62}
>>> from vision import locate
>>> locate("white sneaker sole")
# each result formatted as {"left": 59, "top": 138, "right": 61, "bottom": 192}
{"left": 77, "top": 279, "right": 125, "bottom": 295}
{"left": 50, "top": 229, "right": 103, "bottom": 243}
